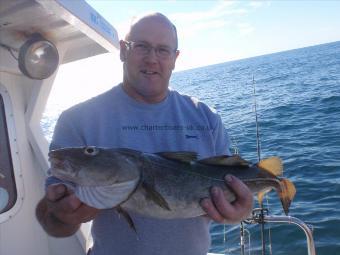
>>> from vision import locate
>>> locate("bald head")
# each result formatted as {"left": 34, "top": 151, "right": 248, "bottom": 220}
{"left": 125, "top": 12, "right": 178, "bottom": 49}
{"left": 119, "top": 12, "right": 180, "bottom": 104}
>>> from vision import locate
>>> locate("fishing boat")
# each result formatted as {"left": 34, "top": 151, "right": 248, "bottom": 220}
{"left": 0, "top": 1, "right": 316, "bottom": 254}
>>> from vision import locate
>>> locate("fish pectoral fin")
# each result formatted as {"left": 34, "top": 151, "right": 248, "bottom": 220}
{"left": 198, "top": 154, "right": 250, "bottom": 167}
{"left": 116, "top": 206, "right": 137, "bottom": 233}
{"left": 257, "top": 157, "right": 283, "bottom": 176}
{"left": 156, "top": 151, "right": 198, "bottom": 163}
{"left": 142, "top": 181, "right": 171, "bottom": 211}
{"left": 277, "top": 178, "right": 296, "bottom": 215}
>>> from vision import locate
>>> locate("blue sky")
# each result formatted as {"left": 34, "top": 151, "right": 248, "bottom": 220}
{"left": 46, "top": 1, "right": 340, "bottom": 111}
{"left": 86, "top": 0, "right": 340, "bottom": 70}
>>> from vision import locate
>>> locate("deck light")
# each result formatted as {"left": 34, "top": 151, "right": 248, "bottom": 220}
{"left": 18, "top": 33, "right": 59, "bottom": 80}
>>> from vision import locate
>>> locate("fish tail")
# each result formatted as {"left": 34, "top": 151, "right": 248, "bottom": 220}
{"left": 277, "top": 178, "right": 296, "bottom": 215}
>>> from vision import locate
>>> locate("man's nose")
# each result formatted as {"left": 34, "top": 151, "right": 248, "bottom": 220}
{"left": 144, "top": 47, "right": 158, "bottom": 61}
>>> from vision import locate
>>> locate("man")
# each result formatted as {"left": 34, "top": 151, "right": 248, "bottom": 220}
{"left": 36, "top": 13, "right": 253, "bottom": 255}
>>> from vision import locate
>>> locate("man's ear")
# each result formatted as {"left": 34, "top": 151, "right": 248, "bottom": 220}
{"left": 175, "top": 50, "right": 180, "bottom": 60}
{"left": 172, "top": 50, "right": 180, "bottom": 70}
{"left": 119, "top": 40, "right": 127, "bottom": 61}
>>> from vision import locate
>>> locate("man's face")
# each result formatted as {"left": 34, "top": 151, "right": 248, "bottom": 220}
{"left": 120, "top": 17, "right": 179, "bottom": 103}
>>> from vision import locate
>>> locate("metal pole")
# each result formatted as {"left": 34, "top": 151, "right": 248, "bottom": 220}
{"left": 263, "top": 216, "right": 316, "bottom": 255}
{"left": 246, "top": 214, "right": 316, "bottom": 255}
{"left": 240, "top": 222, "right": 245, "bottom": 255}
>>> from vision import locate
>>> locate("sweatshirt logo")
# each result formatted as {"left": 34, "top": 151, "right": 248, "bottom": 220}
{"left": 185, "top": 134, "right": 199, "bottom": 139}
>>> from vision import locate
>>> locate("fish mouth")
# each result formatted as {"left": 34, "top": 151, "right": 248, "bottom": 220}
{"left": 49, "top": 157, "right": 78, "bottom": 181}
{"left": 49, "top": 157, "right": 64, "bottom": 169}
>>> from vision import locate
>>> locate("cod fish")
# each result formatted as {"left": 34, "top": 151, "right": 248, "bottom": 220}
{"left": 49, "top": 146, "right": 296, "bottom": 220}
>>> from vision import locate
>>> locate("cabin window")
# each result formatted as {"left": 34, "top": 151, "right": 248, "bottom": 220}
{"left": 0, "top": 95, "right": 17, "bottom": 214}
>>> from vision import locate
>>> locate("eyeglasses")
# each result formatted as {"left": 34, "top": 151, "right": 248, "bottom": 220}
{"left": 123, "top": 40, "right": 177, "bottom": 59}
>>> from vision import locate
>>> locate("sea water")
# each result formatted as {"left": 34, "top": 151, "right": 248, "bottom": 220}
{"left": 42, "top": 41, "right": 340, "bottom": 255}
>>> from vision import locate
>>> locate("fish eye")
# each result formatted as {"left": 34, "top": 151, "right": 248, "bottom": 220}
{"left": 84, "top": 146, "right": 99, "bottom": 156}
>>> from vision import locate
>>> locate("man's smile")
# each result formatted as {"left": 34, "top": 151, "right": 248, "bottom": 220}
{"left": 141, "top": 69, "right": 159, "bottom": 75}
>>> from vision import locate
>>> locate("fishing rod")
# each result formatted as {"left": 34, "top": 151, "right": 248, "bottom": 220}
{"left": 253, "top": 75, "right": 261, "bottom": 162}
{"left": 253, "top": 75, "right": 272, "bottom": 255}
{"left": 232, "top": 76, "right": 274, "bottom": 255}
{"left": 252, "top": 75, "right": 265, "bottom": 255}
{"left": 240, "top": 76, "right": 273, "bottom": 255}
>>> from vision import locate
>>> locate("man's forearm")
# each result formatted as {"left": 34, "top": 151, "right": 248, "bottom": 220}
{"left": 36, "top": 198, "right": 80, "bottom": 237}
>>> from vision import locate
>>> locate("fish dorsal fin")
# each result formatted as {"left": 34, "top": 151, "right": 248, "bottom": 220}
{"left": 257, "top": 156, "right": 283, "bottom": 176}
{"left": 198, "top": 154, "right": 250, "bottom": 167}
{"left": 156, "top": 151, "right": 197, "bottom": 163}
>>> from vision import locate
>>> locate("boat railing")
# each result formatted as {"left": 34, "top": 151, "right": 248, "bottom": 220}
{"left": 243, "top": 208, "right": 316, "bottom": 255}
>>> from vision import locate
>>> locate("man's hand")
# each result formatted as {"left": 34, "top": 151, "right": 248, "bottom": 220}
{"left": 36, "top": 184, "right": 99, "bottom": 237}
{"left": 200, "top": 175, "right": 253, "bottom": 224}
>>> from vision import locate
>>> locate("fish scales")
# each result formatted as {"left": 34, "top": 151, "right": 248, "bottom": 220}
{"left": 124, "top": 164, "right": 234, "bottom": 218}
{"left": 49, "top": 146, "right": 296, "bottom": 220}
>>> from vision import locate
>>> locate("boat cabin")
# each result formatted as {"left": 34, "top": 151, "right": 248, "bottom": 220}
{"left": 0, "top": 0, "right": 118, "bottom": 254}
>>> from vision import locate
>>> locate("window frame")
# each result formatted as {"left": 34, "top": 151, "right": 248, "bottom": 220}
{"left": 0, "top": 84, "right": 24, "bottom": 223}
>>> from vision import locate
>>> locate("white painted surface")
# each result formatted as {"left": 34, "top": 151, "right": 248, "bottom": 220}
{"left": 0, "top": 0, "right": 119, "bottom": 254}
